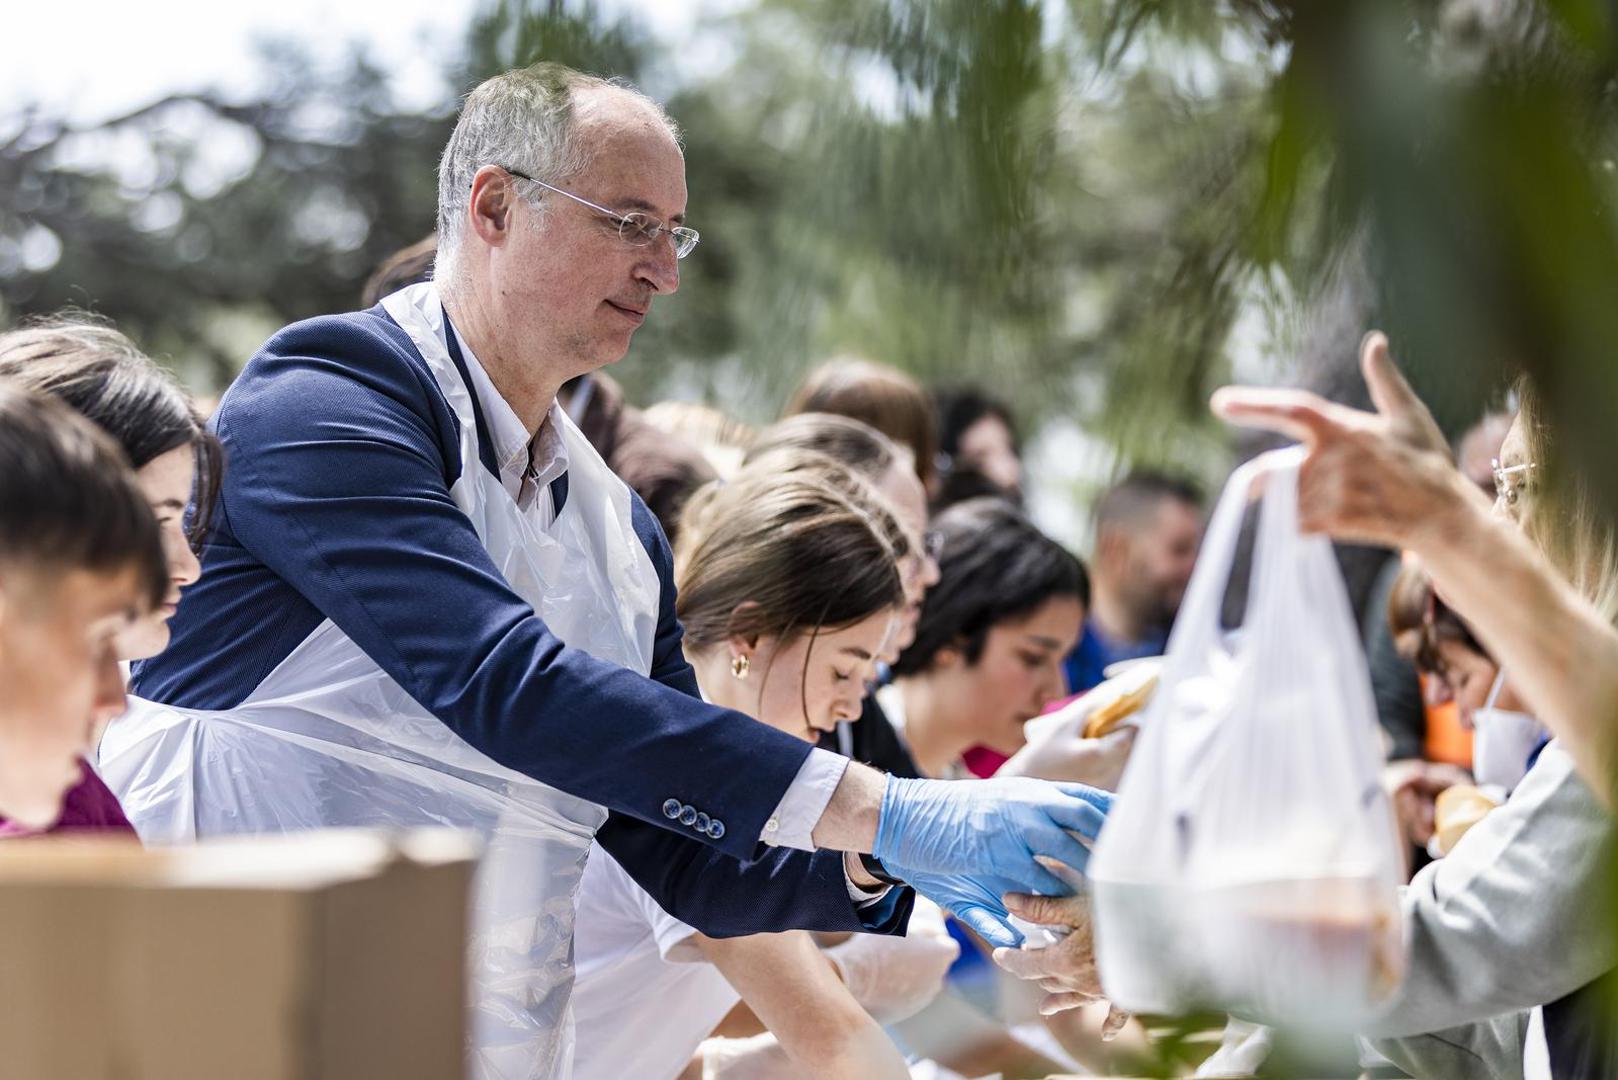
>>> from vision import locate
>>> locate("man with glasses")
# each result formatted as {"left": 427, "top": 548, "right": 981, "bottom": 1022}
{"left": 121, "top": 62, "right": 1109, "bottom": 1074}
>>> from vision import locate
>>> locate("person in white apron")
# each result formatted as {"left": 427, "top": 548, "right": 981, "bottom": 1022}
{"left": 108, "top": 63, "right": 1112, "bottom": 1079}
{"left": 104, "top": 283, "right": 660, "bottom": 1078}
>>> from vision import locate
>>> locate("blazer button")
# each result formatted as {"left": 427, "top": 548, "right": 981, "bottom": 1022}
{"left": 679, "top": 805, "right": 699, "bottom": 827}
{"left": 706, "top": 820, "right": 725, "bottom": 840}
{"left": 662, "top": 799, "right": 682, "bottom": 820}
{"left": 694, "top": 812, "right": 710, "bottom": 833}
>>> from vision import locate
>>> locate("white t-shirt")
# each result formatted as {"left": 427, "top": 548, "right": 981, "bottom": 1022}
{"left": 571, "top": 846, "right": 741, "bottom": 1080}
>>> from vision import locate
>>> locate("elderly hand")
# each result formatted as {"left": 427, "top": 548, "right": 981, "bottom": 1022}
{"left": 1210, "top": 331, "right": 1486, "bottom": 551}
{"left": 990, "top": 892, "right": 1131, "bottom": 1038}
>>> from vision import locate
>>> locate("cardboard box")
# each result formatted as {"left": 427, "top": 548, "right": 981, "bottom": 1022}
{"left": 0, "top": 829, "right": 475, "bottom": 1080}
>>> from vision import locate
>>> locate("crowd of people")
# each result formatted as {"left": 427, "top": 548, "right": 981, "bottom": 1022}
{"left": 2, "top": 58, "right": 1617, "bottom": 1080}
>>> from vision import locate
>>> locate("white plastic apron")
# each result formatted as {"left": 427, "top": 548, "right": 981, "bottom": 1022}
{"left": 100, "top": 281, "right": 661, "bottom": 1080}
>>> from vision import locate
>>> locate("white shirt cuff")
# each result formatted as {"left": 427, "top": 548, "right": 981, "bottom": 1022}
{"left": 759, "top": 747, "right": 848, "bottom": 851}
{"left": 846, "top": 871, "right": 893, "bottom": 906}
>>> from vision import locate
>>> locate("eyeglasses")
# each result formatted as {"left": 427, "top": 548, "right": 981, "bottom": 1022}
{"left": 500, "top": 166, "right": 700, "bottom": 259}
{"left": 923, "top": 529, "right": 945, "bottom": 562}
{"left": 1491, "top": 458, "right": 1536, "bottom": 508}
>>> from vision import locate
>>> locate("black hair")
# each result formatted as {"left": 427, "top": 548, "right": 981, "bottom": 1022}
{"left": 1094, "top": 469, "right": 1203, "bottom": 537}
{"left": 0, "top": 384, "right": 167, "bottom": 608}
{"left": 894, "top": 497, "right": 1088, "bottom": 675}
{"left": 934, "top": 385, "right": 1019, "bottom": 460}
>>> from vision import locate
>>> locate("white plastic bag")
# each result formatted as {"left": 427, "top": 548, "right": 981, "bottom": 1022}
{"left": 1089, "top": 448, "right": 1404, "bottom": 1027}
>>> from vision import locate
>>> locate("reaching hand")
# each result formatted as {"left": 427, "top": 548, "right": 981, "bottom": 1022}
{"left": 872, "top": 775, "right": 1111, "bottom": 948}
{"left": 1210, "top": 331, "right": 1481, "bottom": 550}
{"left": 991, "top": 891, "right": 1131, "bottom": 1038}
{"left": 1001, "top": 694, "right": 1139, "bottom": 789}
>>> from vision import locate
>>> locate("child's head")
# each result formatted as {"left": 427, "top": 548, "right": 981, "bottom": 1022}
{"left": 0, "top": 385, "right": 166, "bottom": 826}
{"left": 676, "top": 456, "right": 909, "bottom": 741}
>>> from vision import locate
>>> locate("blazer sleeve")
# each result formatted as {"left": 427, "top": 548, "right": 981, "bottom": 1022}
{"left": 595, "top": 813, "right": 913, "bottom": 938}
{"left": 209, "top": 318, "right": 815, "bottom": 861}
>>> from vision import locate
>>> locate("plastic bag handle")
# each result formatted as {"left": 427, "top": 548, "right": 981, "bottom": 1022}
{"left": 1155, "top": 447, "right": 1307, "bottom": 685}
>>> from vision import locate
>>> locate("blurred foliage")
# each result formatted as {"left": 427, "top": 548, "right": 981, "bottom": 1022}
{"left": 4, "top": 0, "right": 1618, "bottom": 499}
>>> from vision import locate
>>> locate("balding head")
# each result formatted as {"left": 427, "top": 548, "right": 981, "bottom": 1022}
{"left": 435, "top": 63, "right": 680, "bottom": 284}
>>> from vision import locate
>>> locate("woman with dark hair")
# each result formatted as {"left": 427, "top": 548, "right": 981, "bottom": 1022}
{"left": 888, "top": 498, "right": 1088, "bottom": 778}
{"left": 0, "top": 315, "right": 222, "bottom": 833}
{"left": 933, "top": 385, "right": 1023, "bottom": 505}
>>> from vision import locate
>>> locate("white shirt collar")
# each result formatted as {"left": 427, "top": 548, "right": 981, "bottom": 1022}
{"left": 449, "top": 322, "right": 569, "bottom": 502}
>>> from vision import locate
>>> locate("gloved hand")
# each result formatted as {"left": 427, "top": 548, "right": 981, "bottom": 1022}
{"left": 1001, "top": 717, "right": 1136, "bottom": 789}
{"left": 873, "top": 776, "right": 1112, "bottom": 947}
{"left": 824, "top": 897, "right": 959, "bottom": 1022}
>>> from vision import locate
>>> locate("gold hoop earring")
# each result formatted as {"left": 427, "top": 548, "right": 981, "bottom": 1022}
{"left": 730, "top": 654, "right": 751, "bottom": 680}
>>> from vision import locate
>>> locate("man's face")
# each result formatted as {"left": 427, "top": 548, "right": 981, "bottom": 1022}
{"left": 1121, "top": 499, "right": 1202, "bottom": 628}
{"left": 491, "top": 92, "right": 687, "bottom": 376}
{"left": 0, "top": 564, "right": 139, "bottom": 828}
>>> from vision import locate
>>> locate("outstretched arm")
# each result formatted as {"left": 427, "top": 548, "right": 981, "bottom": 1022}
{"left": 1213, "top": 331, "right": 1618, "bottom": 806}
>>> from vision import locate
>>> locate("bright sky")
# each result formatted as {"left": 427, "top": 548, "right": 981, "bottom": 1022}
{"left": 0, "top": 0, "right": 704, "bottom": 125}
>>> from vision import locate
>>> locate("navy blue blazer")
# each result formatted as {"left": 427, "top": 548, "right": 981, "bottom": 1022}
{"left": 133, "top": 305, "right": 908, "bottom": 937}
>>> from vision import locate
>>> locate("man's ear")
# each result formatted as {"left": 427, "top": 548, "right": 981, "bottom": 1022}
{"left": 1094, "top": 524, "right": 1129, "bottom": 568}
{"left": 467, "top": 166, "right": 517, "bottom": 247}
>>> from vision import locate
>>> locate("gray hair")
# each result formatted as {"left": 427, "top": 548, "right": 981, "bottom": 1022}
{"left": 435, "top": 62, "right": 679, "bottom": 283}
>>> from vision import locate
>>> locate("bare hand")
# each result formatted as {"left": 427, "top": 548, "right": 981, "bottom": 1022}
{"left": 1384, "top": 758, "right": 1472, "bottom": 847}
{"left": 990, "top": 892, "right": 1130, "bottom": 1037}
{"left": 1211, "top": 332, "right": 1483, "bottom": 551}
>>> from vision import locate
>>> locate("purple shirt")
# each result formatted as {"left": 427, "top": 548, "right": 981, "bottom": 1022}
{"left": 0, "top": 758, "right": 138, "bottom": 838}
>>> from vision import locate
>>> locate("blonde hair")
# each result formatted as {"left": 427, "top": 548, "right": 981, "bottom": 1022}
{"left": 642, "top": 401, "right": 756, "bottom": 479}
{"left": 1516, "top": 376, "right": 1618, "bottom": 623}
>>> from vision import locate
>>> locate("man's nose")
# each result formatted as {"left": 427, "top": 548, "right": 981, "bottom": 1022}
{"left": 637, "top": 235, "right": 680, "bottom": 294}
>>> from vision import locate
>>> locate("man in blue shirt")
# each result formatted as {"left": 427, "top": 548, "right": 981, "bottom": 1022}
{"left": 1065, "top": 471, "right": 1203, "bottom": 692}
{"left": 123, "top": 61, "right": 1108, "bottom": 1069}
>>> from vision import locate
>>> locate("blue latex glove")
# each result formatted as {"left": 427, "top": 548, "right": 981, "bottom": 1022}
{"left": 874, "top": 777, "right": 1113, "bottom": 947}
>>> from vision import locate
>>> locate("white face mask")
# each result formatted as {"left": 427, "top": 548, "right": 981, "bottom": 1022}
{"left": 1471, "top": 670, "right": 1544, "bottom": 794}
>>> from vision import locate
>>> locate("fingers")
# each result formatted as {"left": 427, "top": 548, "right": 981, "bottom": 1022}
{"left": 1039, "top": 991, "right": 1095, "bottom": 1016}
{"left": 1026, "top": 829, "right": 1091, "bottom": 882}
{"left": 1361, "top": 330, "right": 1447, "bottom": 450}
{"left": 1055, "top": 782, "right": 1114, "bottom": 814}
{"left": 1102, "top": 1004, "right": 1132, "bottom": 1041}
{"left": 1003, "top": 890, "right": 1083, "bottom": 928}
{"left": 1013, "top": 858, "right": 1077, "bottom": 896}
{"left": 990, "top": 944, "right": 1060, "bottom": 981}
{"left": 1360, "top": 331, "right": 1416, "bottom": 420}
{"left": 1209, "top": 387, "right": 1336, "bottom": 444}
{"left": 952, "top": 903, "right": 1021, "bottom": 949}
